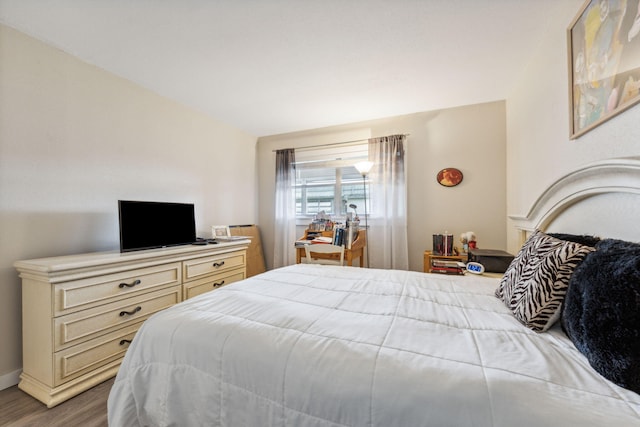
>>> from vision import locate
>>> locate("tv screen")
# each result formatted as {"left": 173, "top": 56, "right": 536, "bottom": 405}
{"left": 118, "top": 200, "right": 196, "bottom": 252}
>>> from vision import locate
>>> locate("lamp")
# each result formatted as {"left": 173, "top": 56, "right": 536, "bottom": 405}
{"left": 354, "top": 161, "right": 373, "bottom": 267}
{"left": 354, "top": 161, "right": 373, "bottom": 176}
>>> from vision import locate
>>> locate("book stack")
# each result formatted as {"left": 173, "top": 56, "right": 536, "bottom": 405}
{"left": 431, "top": 260, "right": 465, "bottom": 275}
{"left": 295, "top": 235, "right": 332, "bottom": 247}
{"left": 332, "top": 224, "right": 359, "bottom": 248}
{"left": 333, "top": 227, "right": 346, "bottom": 246}
{"left": 312, "top": 236, "right": 332, "bottom": 244}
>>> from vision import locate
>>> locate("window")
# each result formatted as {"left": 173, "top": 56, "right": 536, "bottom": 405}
{"left": 294, "top": 143, "right": 368, "bottom": 218}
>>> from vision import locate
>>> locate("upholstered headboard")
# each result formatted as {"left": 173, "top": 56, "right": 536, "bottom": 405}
{"left": 509, "top": 157, "right": 640, "bottom": 244}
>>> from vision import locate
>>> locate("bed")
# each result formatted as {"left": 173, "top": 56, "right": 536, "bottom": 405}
{"left": 108, "top": 158, "right": 640, "bottom": 426}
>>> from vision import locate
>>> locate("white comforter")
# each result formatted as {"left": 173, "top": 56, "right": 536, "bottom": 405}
{"left": 108, "top": 264, "right": 640, "bottom": 426}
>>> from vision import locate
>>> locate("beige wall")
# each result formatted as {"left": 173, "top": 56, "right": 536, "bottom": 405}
{"left": 0, "top": 24, "right": 258, "bottom": 387}
{"left": 506, "top": 0, "right": 640, "bottom": 254}
{"left": 257, "top": 101, "right": 507, "bottom": 272}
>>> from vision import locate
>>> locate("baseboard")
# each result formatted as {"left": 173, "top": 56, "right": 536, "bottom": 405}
{"left": 0, "top": 369, "right": 21, "bottom": 391}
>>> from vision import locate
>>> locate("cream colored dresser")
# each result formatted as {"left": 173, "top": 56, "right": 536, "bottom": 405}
{"left": 14, "top": 240, "right": 249, "bottom": 407}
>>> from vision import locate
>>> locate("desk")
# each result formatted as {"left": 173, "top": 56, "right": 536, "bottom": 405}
{"left": 296, "top": 230, "right": 366, "bottom": 267}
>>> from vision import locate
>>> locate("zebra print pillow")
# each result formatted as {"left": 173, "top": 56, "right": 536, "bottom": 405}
{"left": 495, "top": 230, "right": 595, "bottom": 332}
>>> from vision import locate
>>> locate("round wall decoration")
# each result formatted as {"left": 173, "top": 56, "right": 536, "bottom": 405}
{"left": 437, "top": 168, "right": 463, "bottom": 187}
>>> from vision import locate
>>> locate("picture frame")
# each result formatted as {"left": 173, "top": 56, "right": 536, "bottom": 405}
{"left": 568, "top": 0, "right": 640, "bottom": 139}
{"left": 211, "top": 225, "right": 230, "bottom": 239}
{"left": 437, "top": 168, "right": 463, "bottom": 187}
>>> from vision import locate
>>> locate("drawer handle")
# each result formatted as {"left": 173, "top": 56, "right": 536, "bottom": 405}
{"left": 119, "top": 339, "right": 132, "bottom": 346}
{"left": 119, "top": 279, "right": 141, "bottom": 289}
{"left": 213, "top": 280, "right": 225, "bottom": 288}
{"left": 119, "top": 306, "right": 142, "bottom": 317}
{"left": 212, "top": 261, "right": 225, "bottom": 268}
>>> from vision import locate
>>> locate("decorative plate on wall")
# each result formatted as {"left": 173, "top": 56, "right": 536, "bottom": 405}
{"left": 437, "top": 168, "right": 463, "bottom": 187}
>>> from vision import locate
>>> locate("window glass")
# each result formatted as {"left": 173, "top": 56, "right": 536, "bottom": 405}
{"left": 294, "top": 144, "right": 368, "bottom": 217}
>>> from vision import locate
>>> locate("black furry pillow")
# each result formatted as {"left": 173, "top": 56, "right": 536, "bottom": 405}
{"left": 547, "top": 233, "right": 600, "bottom": 247}
{"left": 562, "top": 238, "right": 640, "bottom": 393}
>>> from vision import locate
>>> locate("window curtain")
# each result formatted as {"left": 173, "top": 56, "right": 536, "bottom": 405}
{"left": 273, "top": 148, "right": 297, "bottom": 268}
{"left": 368, "top": 135, "right": 408, "bottom": 270}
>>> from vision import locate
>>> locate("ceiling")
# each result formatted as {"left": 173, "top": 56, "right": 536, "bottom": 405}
{"left": 0, "top": 0, "right": 570, "bottom": 137}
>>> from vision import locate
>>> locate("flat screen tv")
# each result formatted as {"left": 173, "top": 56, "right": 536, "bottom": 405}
{"left": 118, "top": 200, "right": 196, "bottom": 252}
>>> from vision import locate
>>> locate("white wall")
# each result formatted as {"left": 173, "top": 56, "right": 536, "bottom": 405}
{"left": 257, "top": 101, "right": 507, "bottom": 272}
{"left": 506, "top": 0, "right": 640, "bottom": 253}
{"left": 0, "top": 24, "right": 258, "bottom": 387}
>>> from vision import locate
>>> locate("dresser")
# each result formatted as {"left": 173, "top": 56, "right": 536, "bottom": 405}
{"left": 14, "top": 240, "right": 249, "bottom": 407}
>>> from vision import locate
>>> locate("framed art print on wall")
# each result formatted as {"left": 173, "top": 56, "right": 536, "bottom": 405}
{"left": 568, "top": 0, "right": 640, "bottom": 139}
{"left": 437, "top": 168, "right": 463, "bottom": 187}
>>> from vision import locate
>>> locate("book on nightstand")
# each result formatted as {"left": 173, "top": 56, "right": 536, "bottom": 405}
{"left": 431, "top": 260, "right": 466, "bottom": 275}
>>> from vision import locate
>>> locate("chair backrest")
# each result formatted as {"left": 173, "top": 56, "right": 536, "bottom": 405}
{"left": 304, "top": 244, "right": 345, "bottom": 266}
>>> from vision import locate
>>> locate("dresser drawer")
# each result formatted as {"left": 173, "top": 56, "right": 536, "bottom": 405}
{"left": 184, "top": 268, "right": 245, "bottom": 300}
{"left": 54, "top": 322, "right": 140, "bottom": 386}
{"left": 183, "top": 252, "right": 245, "bottom": 282}
{"left": 54, "top": 262, "right": 181, "bottom": 315}
{"left": 54, "top": 286, "right": 181, "bottom": 350}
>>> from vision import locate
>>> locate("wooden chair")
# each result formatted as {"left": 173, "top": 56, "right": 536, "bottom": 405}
{"left": 304, "top": 244, "right": 345, "bottom": 266}
{"left": 295, "top": 229, "right": 366, "bottom": 267}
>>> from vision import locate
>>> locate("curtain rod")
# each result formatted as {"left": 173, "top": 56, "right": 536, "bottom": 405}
{"left": 271, "top": 133, "right": 409, "bottom": 153}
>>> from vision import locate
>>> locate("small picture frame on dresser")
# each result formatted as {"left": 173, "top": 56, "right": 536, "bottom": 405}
{"left": 212, "top": 225, "right": 230, "bottom": 239}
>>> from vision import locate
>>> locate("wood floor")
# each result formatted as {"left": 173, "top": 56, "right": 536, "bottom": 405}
{"left": 0, "top": 378, "right": 113, "bottom": 427}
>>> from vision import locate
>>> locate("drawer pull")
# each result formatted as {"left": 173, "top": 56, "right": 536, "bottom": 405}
{"left": 119, "top": 339, "right": 132, "bottom": 346}
{"left": 212, "top": 261, "right": 225, "bottom": 268}
{"left": 213, "top": 280, "right": 225, "bottom": 288}
{"left": 119, "top": 279, "right": 141, "bottom": 289}
{"left": 119, "top": 306, "right": 142, "bottom": 317}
